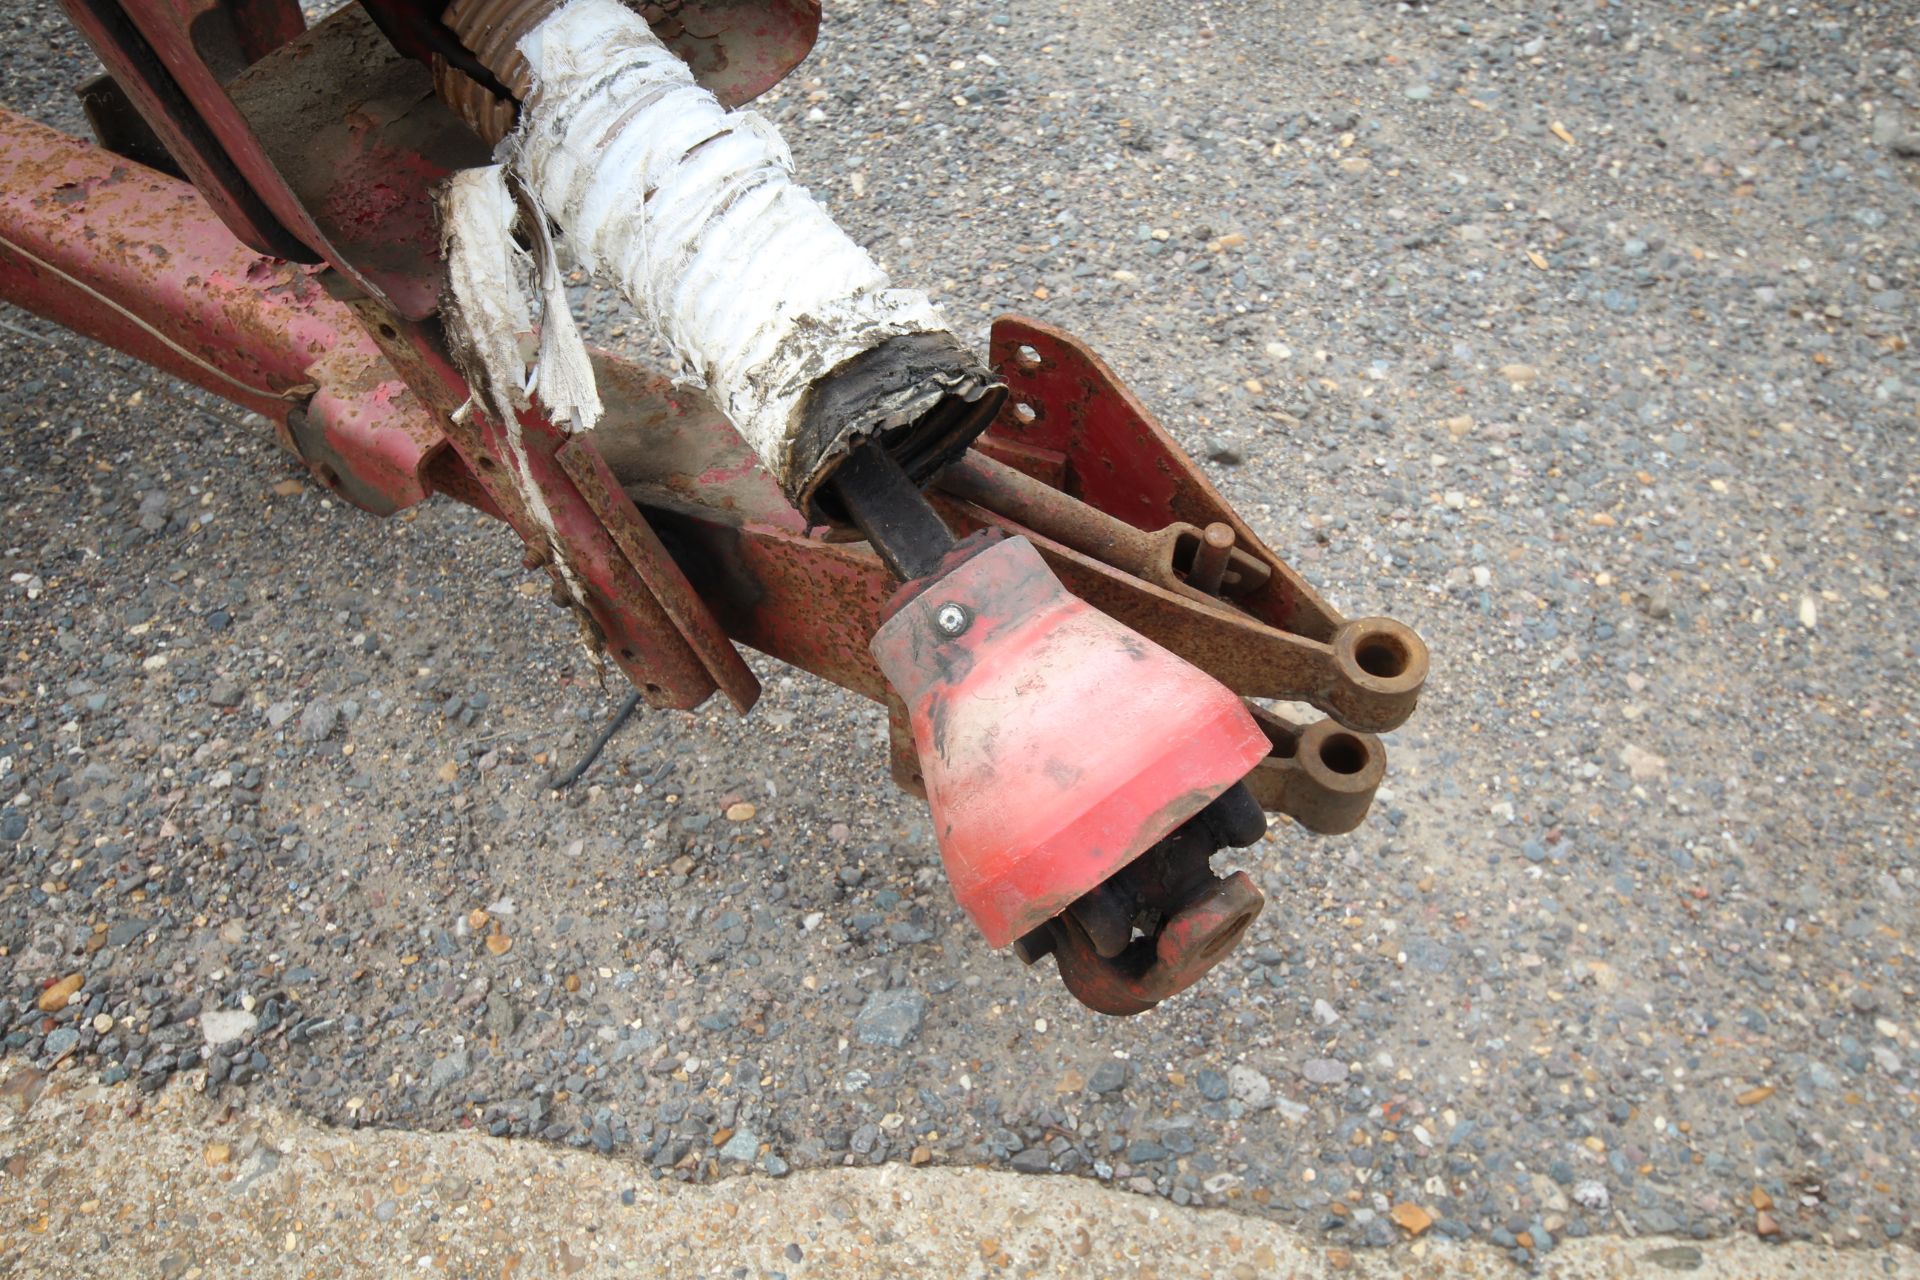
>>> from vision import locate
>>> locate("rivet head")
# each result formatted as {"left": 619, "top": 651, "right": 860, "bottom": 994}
{"left": 934, "top": 603, "right": 970, "bottom": 637}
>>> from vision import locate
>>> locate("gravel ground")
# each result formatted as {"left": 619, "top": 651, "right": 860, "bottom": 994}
{"left": 4, "top": 0, "right": 1919, "bottom": 1269}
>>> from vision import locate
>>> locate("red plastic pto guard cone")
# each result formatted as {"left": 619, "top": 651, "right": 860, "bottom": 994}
{"left": 871, "top": 535, "right": 1270, "bottom": 1005}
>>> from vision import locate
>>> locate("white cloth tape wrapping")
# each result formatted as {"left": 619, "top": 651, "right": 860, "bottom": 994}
{"left": 505, "top": 0, "right": 960, "bottom": 492}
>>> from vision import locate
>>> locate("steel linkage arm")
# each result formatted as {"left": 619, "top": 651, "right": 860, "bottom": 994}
{"left": 646, "top": 317, "right": 1427, "bottom": 840}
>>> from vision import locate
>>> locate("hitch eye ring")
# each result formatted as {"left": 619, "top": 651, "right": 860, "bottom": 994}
{"left": 1332, "top": 617, "right": 1427, "bottom": 693}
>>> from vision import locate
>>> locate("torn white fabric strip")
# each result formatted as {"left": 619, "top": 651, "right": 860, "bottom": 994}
{"left": 507, "top": 0, "right": 961, "bottom": 491}
{"left": 439, "top": 165, "right": 533, "bottom": 426}
{"left": 439, "top": 165, "right": 591, "bottom": 611}
{"left": 439, "top": 164, "right": 595, "bottom": 435}
{"left": 441, "top": 164, "right": 603, "bottom": 434}
{"left": 517, "top": 181, "right": 604, "bottom": 433}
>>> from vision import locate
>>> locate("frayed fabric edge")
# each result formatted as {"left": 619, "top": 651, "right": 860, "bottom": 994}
{"left": 439, "top": 163, "right": 602, "bottom": 436}
{"left": 438, "top": 165, "right": 595, "bottom": 617}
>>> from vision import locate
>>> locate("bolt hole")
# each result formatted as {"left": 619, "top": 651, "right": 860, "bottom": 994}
{"left": 314, "top": 462, "right": 341, "bottom": 490}
{"left": 1014, "top": 344, "right": 1042, "bottom": 372}
{"left": 643, "top": 683, "right": 662, "bottom": 696}
{"left": 1012, "top": 402, "right": 1037, "bottom": 425}
{"left": 477, "top": 455, "right": 498, "bottom": 471}
{"left": 377, "top": 322, "right": 398, "bottom": 340}
{"left": 1318, "top": 732, "right": 1369, "bottom": 776}
{"left": 1354, "top": 633, "right": 1409, "bottom": 679}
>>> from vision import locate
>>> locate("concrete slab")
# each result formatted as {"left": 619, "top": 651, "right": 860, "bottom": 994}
{"left": 2, "top": 1062, "right": 1911, "bottom": 1278}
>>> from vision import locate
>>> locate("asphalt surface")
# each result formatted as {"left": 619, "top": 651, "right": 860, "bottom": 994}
{"left": 2, "top": 0, "right": 1918, "bottom": 1270}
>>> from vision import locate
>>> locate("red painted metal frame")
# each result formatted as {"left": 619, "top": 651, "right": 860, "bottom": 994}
{"left": 221, "top": 2, "right": 494, "bottom": 319}
{"left": 0, "top": 108, "right": 441, "bottom": 487}
{"left": 336, "top": 298, "right": 750, "bottom": 712}
{"left": 984, "top": 320, "right": 1338, "bottom": 638}
{"left": 55, "top": 0, "right": 820, "bottom": 315}
{"left": 0, "top": 106, "right": 750, "bottom": 714}
{"left": 960, "top": 320, "right": 1428, "bottom": 734}
{"left": 556, "top": 434, "right": 762, "bottom": 713}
